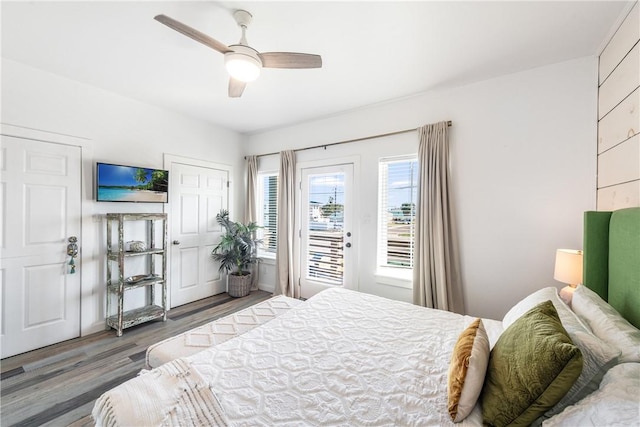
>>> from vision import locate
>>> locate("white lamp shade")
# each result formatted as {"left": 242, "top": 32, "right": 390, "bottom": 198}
{"left": 224, "top": 46, "right": 261, "bottom": 82}
{"left": 554, "top": 249, "right": 583, "bottom": 287}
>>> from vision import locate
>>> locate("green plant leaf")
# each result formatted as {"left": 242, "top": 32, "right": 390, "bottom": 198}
{"left": 211, "top": 209, "right": 262, "bottom": 274}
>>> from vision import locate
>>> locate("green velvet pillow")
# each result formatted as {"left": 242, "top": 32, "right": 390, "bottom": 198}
{"left": 481, "top": 300, "right": 583, "bottom": 427}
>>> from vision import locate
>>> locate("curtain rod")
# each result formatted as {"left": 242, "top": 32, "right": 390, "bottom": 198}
{"left": 247, "top": 120, "right": 452, "bottom": 159}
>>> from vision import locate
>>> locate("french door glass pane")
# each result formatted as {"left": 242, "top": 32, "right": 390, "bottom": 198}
{"left": 306, "top": 172, "right": 345, "bottom": 285}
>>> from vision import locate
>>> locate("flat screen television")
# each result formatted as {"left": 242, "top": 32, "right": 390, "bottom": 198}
{"left": 96, "top": 162, "right": 169, "bottom": 203}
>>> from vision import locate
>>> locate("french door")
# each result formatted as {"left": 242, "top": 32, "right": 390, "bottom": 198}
{"left": 169, "top": 162, "right": 229, "bottom": 307}
{"left": 1, "top": 136, "right": 82, "bottom": 358}
{"left": 299, "top": 163, "right": 356, "bottom": 299}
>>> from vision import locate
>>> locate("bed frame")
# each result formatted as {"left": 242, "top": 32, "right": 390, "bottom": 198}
{"left": 583, "top": 207, "right": 640, "bottom": 328}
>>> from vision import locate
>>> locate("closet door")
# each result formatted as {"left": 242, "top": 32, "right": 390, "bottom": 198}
{"left": 1, "top": 136, "right": 82, "bottom": 358}
{"left": 169, "top": 162, "right": 229, "bottom": 307}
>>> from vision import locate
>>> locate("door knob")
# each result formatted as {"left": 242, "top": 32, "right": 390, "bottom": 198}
{"left": 173, "top": 240, "right": 181, "bottom": 245}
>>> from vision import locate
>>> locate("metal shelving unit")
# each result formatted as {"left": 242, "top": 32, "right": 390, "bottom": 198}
{"left": 106, "top": 213, "right": 167, "bottom": 336}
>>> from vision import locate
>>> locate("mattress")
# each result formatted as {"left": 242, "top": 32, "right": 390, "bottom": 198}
{"left": 146, "top": 295, "right": 302, "bottom": 368}
{"left": 94, "top": 288, "right": 497, "bottom": 426}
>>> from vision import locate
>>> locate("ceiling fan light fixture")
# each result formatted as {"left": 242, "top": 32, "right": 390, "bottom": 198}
{"left": 155, "top": 11, "right": 321, "bottom": 97}
{"left": 225, "top": 46, "right": 262, "bottom": 82}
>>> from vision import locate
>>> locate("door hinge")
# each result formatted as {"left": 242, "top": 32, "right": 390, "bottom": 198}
{"left": 226, "top": 181, "right": 230, "bottom": 188}
{"left": 299, "top": 229, "right": 301, "bottom": 238}
{"left": 299, "top": 181, "right": 302, "bottom": 190}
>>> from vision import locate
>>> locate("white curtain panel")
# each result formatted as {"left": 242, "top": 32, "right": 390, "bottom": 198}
{"left": 275, "top": 150, "right": 298, "bottom": 297}
{"left": 244, "top": 155, "right": 259, "bottom": 291}
{"left": 412, "top": 121, "right": 464, "bottom": 312}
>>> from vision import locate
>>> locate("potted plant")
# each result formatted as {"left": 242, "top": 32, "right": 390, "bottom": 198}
{"left": 211, "top": 209, "right": 261, "bottom": 297}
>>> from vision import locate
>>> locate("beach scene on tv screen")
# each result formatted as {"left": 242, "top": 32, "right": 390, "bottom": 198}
{"left": 98, "top": 164, "right": 168, "bottom": 202}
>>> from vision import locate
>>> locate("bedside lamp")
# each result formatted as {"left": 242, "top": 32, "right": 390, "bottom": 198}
{"left": 554, "top": 249, "right": 583, "bottom": 305}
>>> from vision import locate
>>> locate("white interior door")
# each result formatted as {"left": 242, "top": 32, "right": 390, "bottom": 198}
{"left": 170, "top": 162, "right": 229, "bottom": 307}
{"left": 299, "top": 163, "right": 356, "bottom": 299}
{"left": 1, "top": 136, "right": 82, "bottom": 358}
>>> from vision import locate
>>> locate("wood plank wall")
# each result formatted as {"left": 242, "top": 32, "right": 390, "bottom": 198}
{"left": 597, "top": 2, "right": 640, "bottom": 210}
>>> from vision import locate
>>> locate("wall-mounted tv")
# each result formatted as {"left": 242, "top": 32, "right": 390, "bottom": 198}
{"left": 96, "top": 162, "right": 169, "bottom": 203}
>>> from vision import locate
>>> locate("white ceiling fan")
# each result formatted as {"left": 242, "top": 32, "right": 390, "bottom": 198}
{"left": 154, "top": 10, "right": 322, "bottom": 98}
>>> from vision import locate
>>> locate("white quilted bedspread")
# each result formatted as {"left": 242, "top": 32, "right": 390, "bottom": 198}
{"left": 188, "top": 287, "right": 482, "bottom": 426}
{"left": 93, "top": 288, "right": 484, "bottom": 426}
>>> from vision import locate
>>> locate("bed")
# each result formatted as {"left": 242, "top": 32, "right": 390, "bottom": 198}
{"left": 92, "top": 208, "right": 640, "bottom": 426}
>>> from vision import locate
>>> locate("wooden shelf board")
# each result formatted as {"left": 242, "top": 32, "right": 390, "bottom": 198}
{"left": 106, "top": 305, "right": 166, "bottom": 331}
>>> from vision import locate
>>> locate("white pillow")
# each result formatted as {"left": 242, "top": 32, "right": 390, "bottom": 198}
{"left": 502, "top": 287, "right": 621, "bottom": 422}
{"left": 571, "top": 285, "right": 640, "bottom": 363}
{"left": 503, "top": 287, "right": 589, "bottom": 331}
{"left": 542, "top": 363, "right": 640, "bottom": 427}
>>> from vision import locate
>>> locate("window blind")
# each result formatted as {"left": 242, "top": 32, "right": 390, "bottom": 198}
{"left": 258, "top": 174, "right": 278, "bottom": 254}
{"left": 378, "top": 157, "right": 418, "bottom": 269}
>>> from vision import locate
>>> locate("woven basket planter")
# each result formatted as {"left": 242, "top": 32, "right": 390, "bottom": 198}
{"left": 228, "top": 273, "right": 252, "bottom": 298}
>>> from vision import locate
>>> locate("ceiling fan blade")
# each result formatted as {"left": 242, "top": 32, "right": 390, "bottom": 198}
{"left": 228, "top": 78, "right": 247, "bottom": 98}
{"left": 258, "top": 52, "right": 322, "bottom": 69}
{"left": 154, "top": 14, "right": 232, "bottom": 54}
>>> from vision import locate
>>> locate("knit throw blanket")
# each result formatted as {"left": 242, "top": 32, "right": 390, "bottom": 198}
{"left": 92, "top": 358, "right": 228, "bottom": 426}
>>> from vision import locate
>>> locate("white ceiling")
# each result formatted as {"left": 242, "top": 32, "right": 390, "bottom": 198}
{"left": 1, "top": 1, "right": 631, "bottom": 134}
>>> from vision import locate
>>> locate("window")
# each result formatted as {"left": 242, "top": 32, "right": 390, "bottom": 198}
{"left": 257, "top": 173, "right": 278, "bottom": 256}
{"left": 378, "top": 156, "right": 418, "bottom": 270}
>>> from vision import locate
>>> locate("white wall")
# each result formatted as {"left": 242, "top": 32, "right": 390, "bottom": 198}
{"left": 1, "top": 58, "right": 245, "bottom": 335}
{"left": 245, "top": 57, "right": 598, "bottom": 320}
{"left": 1, "top": 55, "right": 599, "bottom": 329}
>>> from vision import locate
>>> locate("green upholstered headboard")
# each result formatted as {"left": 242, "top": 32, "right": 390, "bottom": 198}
{"left": 583, "top": 207, "right": 640, "bottom": 328}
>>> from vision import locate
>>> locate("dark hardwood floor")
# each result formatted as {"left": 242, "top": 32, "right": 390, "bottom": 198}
{"left": 1, "top": 290, "right": 272, "bottom": 427}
